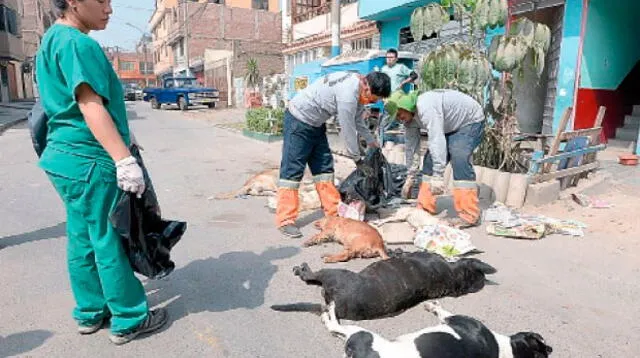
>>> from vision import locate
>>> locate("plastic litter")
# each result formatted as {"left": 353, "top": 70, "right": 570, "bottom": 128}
{"left": 484, "top": 202, "right": 586, "bottom": 239}
{"left": 414, "top": 224, "right": 476, "bottom": 258}
{"left": 338, "top": 200, "right": 366, "bottom": 221}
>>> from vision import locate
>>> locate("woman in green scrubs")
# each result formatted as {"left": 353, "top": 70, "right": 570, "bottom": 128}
{"left": 35, "top": 0, "right": 168, "bottom": 345}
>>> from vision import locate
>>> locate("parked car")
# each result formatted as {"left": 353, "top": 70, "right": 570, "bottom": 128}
{"left": 142, "top": 77, "right": 220, "bottom": 110}
{"left": 135, "top": 89, "right": 144, "bottom": 101}
{"left": 124, "top": 86, "right": 137, "bottom": 101}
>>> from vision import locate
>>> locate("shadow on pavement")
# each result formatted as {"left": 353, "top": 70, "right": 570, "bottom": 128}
{"left": 0, "top": 330, "right": 53, "bottom": 357}
{"left": 0, "top": 223, "right": 66, "bottom": 249}
{"left": 144, "top": 246, "right": 300, "bottom": 325}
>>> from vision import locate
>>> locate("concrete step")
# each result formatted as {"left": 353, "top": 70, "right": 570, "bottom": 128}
{"left": 624, "top": 115, "right": 640, "bottom": 128}
{"left": 615, "top": 126, "right": 639, "bottom": 142}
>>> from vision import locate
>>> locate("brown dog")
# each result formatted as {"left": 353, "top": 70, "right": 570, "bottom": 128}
{"left": 303, "top": 217, "right": 390, "bottom": 263}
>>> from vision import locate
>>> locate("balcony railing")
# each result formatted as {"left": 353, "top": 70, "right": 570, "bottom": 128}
{"left": 292, "top": 0, "right": 357, "bottom": 24}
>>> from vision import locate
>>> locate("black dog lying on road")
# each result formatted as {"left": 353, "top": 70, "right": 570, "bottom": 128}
{"left": 322, "top": 301, "right": 552, "bottom": 358}
{"left": 272, "top": 250, "right": 497, "bottom": 321}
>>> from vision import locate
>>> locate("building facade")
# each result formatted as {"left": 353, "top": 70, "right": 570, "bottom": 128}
{"left": 19, "top": 0, "right": 52, "bottom": 99}
{"left": 149, "top": 0, "right": 283, "bottom": 107}
{"left": 0, "top": 0, "right": 24, "bottom": 102}
{"left": 358, "top": 0, "right": 639, "bottom": 146}
{"left": 104, "top": 46, "right": 156, "bottom": 88}
{"left": 282, "top": 0, "right": 380, "bottom": 99}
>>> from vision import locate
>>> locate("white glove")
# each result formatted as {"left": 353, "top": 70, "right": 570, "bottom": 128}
{"left": 430, "top": 176, "right": 446, "bottom": 196}
{"left": 115, "top": 156, "right": 146, "bottom": 198}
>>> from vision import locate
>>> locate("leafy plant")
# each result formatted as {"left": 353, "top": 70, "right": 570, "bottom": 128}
{"left": 413, "top": 1, "right": 551, "bottom": 173}
{"left": 245, "top": 58, "right": 261, "bottom": 90}
{"left": 245, "top": 108, "right": 284, "bottom": 135}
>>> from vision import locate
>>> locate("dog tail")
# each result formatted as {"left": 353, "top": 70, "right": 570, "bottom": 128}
{"left": 463, "top": 258, "right": 497, "bottom": 275}
{"left": 270, "top": 303, "right": 323, "bottom": 316}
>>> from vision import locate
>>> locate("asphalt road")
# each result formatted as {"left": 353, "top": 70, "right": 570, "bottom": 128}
{"left": 1, "top": 102, "right": 638, "bottom": 357}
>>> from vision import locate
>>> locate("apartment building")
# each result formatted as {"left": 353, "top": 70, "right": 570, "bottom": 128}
{"left": 281, "top": 0, "right": 379, "bottom": 98}
{"left": 149, "top": 0, "right": 283, "bottom": 107}
{"left": 19, "top": 0, "right": 52, "bottom": 99}
{"left": 104, "top": 46, "right": 156, "bottom": 88}
{"left": 0, "top": 0, "right": 24, "bottom": 102}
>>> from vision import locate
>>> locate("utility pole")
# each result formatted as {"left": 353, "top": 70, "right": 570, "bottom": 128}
{"left": 183, "top": 0, "right": 190, "bottom": 77}
{"left": 331, "top": 0, "right": 341, "bottom": 58}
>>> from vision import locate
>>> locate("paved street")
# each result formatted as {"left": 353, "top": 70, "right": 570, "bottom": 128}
{"left": 1, "top": 102, "right": 639, "bottom": 357}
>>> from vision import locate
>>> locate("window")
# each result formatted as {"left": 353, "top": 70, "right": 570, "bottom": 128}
{"left": 399, "top": 26, "right": 437, "bottom": 45}
{"left": 252, "top": 0, "right": 268, "bottom": 10}
{"left": 0, "top": 5, "right": 20, "bottom": 36}
{"left": 119, "top": 61, "right": 135, "bottom": 71}
{"left": 350, "top": 38, "right": 372, "bottom": 51}
{"left": 140, "top": 62, "right": 154, "bottom": 74}
{"left": 0, "top": 7, "right": 5, "bottom": 32}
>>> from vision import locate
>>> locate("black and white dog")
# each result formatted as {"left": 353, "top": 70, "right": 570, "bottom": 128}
{"left": 273, "top": 251, "right": 497, "bottom": 321}
{"left": 321, "top": 301, "right": 553, "bottom": 358}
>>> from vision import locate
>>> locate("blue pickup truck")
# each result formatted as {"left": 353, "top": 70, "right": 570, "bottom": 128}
{"left": 143, "top": 77, "right": 220, "bottom": 110}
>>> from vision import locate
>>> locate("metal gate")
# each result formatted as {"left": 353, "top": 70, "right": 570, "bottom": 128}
{"left": 205, "top": 58, "right": 229, "bottom": 108}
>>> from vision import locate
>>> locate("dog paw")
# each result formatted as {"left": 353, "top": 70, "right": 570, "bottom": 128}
{"left": 424, "top": 301, "right": 441, "bottom": 312}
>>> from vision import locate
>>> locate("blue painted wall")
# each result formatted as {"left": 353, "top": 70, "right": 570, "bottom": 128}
{"left": 359, "top": 0, "right": 433, "bottom": 20}
{"left": 288, "top": 59, "right": 327, "bottom": 99}
{"left": 550, "top": 0, "right": 585, "bottom": 133}
{"left": 580, "top": 0, "right": 640, "bottom": 90}
{"left": 379, "top": 18, "right": 409, "bottom": 49}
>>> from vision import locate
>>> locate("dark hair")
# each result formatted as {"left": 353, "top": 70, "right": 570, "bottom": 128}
{"left": 52, "top": 0, "right": 71, "bottom": 17}
{"left": 366, "top": 72, "right": 391, "bottom": 98}
{"left": 386, "top": 48, "right": 399, "bottom": 58}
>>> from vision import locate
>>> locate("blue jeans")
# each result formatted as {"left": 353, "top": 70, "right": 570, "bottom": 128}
{"left": 279, "top": 110, "right": 334, "bottom": 188}
{"left": 422, "top": 121, "right": 484, "bottom": 183}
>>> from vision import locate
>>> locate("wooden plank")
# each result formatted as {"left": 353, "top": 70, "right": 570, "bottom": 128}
{"left": 532, "top": 161, "right": 600, "bottom": 183}
{"left": 532, "top": 144, "right": 606, "bottom": 164}
{"left": 560, "top": 127, "right": 602, "bottom": 141}
{"left": 543, "top": 107, "right": 573, "bottom": 173}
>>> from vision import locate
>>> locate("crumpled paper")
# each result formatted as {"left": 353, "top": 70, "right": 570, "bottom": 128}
{"left": 414, "top": 224, "right": 476, "bottom": 258}
{"left": 484, "top": 202, "right": 587, "bottom": 239}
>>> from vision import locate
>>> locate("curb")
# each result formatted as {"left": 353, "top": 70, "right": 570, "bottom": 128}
{"left": 0, "top": 116, "right": 27, "bottom": 134}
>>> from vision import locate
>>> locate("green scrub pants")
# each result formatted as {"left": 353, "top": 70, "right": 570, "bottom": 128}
{"left": 45, "top": 161, "right": 148, "bottom": 334}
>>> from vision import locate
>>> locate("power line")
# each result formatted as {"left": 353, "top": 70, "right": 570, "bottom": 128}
{"left": 112, "top": 4, "right": 154, "bottom": 12}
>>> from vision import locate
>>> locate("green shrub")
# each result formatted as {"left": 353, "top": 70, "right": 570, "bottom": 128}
{"left": 245, "top": 108, "right": 284, "bottom": 135}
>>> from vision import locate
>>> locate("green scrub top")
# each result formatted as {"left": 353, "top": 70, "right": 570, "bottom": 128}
{"left": 381, "top": 63, "right": 412, "bottom": 92}
{"left": 35, "top": 23, "right": 129, "bottom": 176}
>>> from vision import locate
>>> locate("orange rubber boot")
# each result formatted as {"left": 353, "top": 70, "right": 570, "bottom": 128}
{"left": 275, "top": 188, "right": 299, "bottom": 228}
{"left": 416, "top": 182, "right": 437, "bottom": 214}
{"left": 315, "top": 181, "right": 340, "bottom": 217}
{"left": 452, "top": 187, "right": 480, "bottom": 225}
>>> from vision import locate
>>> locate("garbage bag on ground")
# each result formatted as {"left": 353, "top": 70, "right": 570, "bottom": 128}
{"left": 414, "top": 224, "right": 477, "bottom": 258}
{"left": 338, "top": 148, "right": 407, "bottom": 210}
{"left": 109, "top": 145, "right": 187, "bottom": 280}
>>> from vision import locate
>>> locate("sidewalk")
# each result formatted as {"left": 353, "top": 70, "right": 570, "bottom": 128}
{"left": 0, "top": 101, "right": 34, "bottom": 134}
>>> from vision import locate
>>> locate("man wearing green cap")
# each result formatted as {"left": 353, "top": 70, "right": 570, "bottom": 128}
{"left": 389, "top": 89, "right": 485, "bottom": 225}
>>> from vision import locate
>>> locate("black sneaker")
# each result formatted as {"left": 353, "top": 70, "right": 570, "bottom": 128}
{"left": 279, "top": 224, "right": 302, "bottom": 238}
{"left": 109, "top": 308, "right": 168, "bottom": 345}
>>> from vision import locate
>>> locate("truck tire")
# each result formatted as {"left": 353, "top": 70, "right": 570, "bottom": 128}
{"left": 150, "top": 97, "right": 161, "bottom": 110}
{"left": 178, "top": 96, "right": 188, "bottom": 111}
{"left": 207, "top": 102, "right": 216, "bottom": 109}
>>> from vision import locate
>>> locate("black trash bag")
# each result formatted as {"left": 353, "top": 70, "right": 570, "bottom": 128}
{"left": 27, "top": 100, "right": 48, "bottom": 158}
{"left": 338, "top": 148, "right": 408, "bottom": 210}
{"left": 109, "top": 145, "right": 186, "bottom": 280}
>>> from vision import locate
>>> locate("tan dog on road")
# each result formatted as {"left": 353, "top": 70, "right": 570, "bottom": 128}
{"left": 304, "top": 217, "right": 390, "bottom": 263}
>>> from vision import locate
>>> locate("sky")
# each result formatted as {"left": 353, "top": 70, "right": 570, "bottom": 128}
{"left": 89, "top": 0, "right": 156, "bottom": 51}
